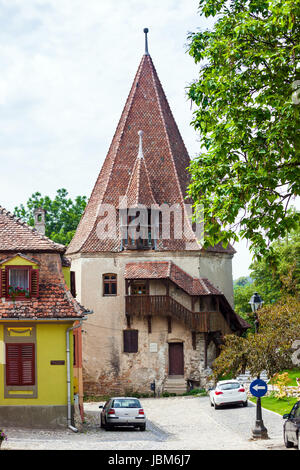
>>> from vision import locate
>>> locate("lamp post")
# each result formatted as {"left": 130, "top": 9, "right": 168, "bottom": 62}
{"left": 249, "top": 293, "right": 268, "bottom": 439}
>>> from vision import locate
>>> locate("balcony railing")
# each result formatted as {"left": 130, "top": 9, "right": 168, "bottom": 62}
{"left": 125, "top": 295, "right": 227, "bottom": 334}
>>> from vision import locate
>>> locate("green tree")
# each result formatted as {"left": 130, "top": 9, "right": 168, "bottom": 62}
{"left": 187, "top": 0, "right": 300, "bottom": 259}
{"left": 233, "top": 226, "right": 300, "bottom": 323}
{"left": 213, "top": 296, "right": 300, "bottom": 380}
{"left": 250, "top": 225, "right": 300, "bottom": 302}
{"left": 14, "top": 189, "right": 87, "bottom": 246}
{"left": 234, "top": 282, "right": 258, "bottom": 327}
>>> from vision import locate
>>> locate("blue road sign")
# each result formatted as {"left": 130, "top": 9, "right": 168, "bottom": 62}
{"left": 250, "top": 379, "right": 268, "bottom": 398}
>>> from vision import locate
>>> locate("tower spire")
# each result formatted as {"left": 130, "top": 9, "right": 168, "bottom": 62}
{"left": 143, "top": 28, "right": 149, "bottom": 55}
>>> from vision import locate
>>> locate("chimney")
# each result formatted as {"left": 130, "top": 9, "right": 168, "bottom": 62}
{"left": 34, "top": 208, "right": 46, "bottom": 235}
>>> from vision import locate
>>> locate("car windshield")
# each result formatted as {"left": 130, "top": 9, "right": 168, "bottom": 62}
{"left": 219, "top": 383, "right": 240, "bottom": 390}
{"left": 112, "top": 399, "right": 141, "bottom": 408}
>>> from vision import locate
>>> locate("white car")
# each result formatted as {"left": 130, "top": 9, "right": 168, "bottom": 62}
{"left": 209, "top": 380, "right": 248, "bottom": 409}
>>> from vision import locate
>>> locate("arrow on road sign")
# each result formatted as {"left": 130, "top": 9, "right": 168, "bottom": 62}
{"left": 253, "top": 384, "right": 267, "bottom": 391}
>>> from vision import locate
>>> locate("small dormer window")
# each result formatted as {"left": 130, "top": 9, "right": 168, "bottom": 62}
{"left": 8, "top": 267, "right": 30, "bottom": 299}
{"left": 0, "top": 255, "right": 40, "bottom": 300}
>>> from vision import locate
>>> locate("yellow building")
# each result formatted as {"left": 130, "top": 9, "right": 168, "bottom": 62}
{"left": 0, "top": 206, "right": 91, "bottom": 429}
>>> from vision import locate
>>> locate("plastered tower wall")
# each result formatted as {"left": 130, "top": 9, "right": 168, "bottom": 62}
{"left": 70, "top": 250, "right": 233, "bottom": 395}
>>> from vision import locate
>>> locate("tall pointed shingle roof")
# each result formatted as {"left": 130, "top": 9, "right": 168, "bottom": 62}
{"left": 67, "top": 48, "right": 234, "bottom": 255}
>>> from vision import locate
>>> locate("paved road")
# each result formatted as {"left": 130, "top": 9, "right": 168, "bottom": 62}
{"left": 1, "top": 396, "right": 294, "bottom": 451}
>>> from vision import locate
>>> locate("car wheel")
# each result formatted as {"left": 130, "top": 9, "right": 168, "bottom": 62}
{"left": 284, "top": 430, "right": 294, "bottom": 448}
{"left": 214, "top": 400, "right": 220, "bottom": 410}
{"left": 210, "top": 400, "right": 214, "bottom": 407}
{"left": 243, "top": 401, "right": 248, "bottom": 407}
{"left": 140, "top": 424, "right": 146, "bottom": 431}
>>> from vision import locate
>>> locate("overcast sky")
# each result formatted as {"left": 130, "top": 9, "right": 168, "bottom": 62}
{"left": 0, "top": 0, "right": 255, "bottom": 279}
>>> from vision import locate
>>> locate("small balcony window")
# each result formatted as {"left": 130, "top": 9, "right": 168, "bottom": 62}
{"left": 131, "top": 281, "right": 149, "bottom": 295}
{"left": 103, "top": 274, "right": 117, "bottom": 296}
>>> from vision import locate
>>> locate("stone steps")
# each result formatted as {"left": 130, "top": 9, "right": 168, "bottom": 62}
{"left": 236, "top": 371, "right": 269, "bottom": 385}
{"left": 163, "top": 376, "right": 187, "bottom": 394}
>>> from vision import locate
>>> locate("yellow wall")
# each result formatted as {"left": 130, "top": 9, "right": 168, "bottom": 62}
{"left": 0, "top": 321, "right": 74, "bottom": 406}
{"left": 1, "top": 255, "right": 39, "bottom": 269}
{"left": 62, "top": 266, "right": 71, "bottom": 289}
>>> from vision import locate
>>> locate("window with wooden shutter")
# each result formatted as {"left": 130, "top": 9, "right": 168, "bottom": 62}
{"left": 123, "top": 330, "right": 138, "bottom": 353}
{"left": 3, "top": 266, "right": 39, "bottom": 299}
{"left": 6, "top": 343, "right": 35, "bottom": 386}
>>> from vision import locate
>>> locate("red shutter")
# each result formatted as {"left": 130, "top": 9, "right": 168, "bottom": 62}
{"left": 6, "top": 344, "right": 20, "bottom": 385}
{"left": 0, "top": 268, "right": 6, "bottom": 298}
{"left": 6, "top": 343, "right": 35, "bottom": 386}
{"left": 31, "top": 269, "right": 39, "bottom": 297}
{"left": 21, "top": 344, "right": 35, "bottom": 385}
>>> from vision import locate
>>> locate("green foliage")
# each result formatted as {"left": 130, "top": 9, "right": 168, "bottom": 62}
{"left": 250, "top": 225, "right": 300, "bottom": 300}
{"left": 187, "top": 0, "right": 300, "bottom": 258}
{"left": 250, "top": 396, "right": 298, "bottom": 415}
{"left": 234, "top": 276, "right": 253, "bottom": 287}
{"left": 14, "top": 188, "right": 87, "bottom": 246}
{"left": 212, "top": 295, "right": 300, "bottom": 379}
{"left": 233, "top": 282, "right": 258, "bottom": 327}
{"left": 233, "top": 226, "right": 300, "bottom": 321}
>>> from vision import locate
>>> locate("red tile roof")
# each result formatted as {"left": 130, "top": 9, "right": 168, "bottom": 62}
{"left": 0, "top": 278, "right": 87, "bottom": 320}
{"left": 0, "top": 208, "right": 90, "bottom": 319}
{"left": 67, "top": 53, "right": 235, "bottom": 255}
{"left": 124, "top": 261, "right": 222, "bottom": 296}
{"left": 0, "top": 206, "right": 65, "bottom": 253}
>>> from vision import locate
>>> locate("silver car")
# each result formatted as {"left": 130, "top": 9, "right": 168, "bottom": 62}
{"left": 99, "top": 397, "right": 146, "bottom": 431}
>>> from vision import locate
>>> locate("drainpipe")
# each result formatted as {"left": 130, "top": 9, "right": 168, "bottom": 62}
{"left": 66, "top": 315, "right": 91, "bottom": 432}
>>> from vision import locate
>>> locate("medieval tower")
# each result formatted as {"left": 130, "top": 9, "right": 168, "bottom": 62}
{"left": 66, "top": 30, "right": 247, "bottom": 395}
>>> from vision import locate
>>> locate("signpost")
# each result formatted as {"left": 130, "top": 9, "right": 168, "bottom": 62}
{"left": 250, "top": 378, "right": 269, "bottom": 439}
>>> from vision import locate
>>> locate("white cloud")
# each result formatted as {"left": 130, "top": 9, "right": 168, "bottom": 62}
{"left": 0, "top": 0, "right": 252, "bottom": 277}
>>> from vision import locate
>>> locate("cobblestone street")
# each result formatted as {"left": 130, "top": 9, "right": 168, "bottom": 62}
{"left": 1, "top": 396, "right": 292, "bottom": 451}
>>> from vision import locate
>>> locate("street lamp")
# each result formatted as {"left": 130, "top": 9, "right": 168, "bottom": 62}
{"left": 249, "top": 292, "right": 263, "bottom": 333}
{"left": 249, "top": 293, "right": 268, "bottom": 439}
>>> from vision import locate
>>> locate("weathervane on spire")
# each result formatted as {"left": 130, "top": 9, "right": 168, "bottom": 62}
{"left": 143, "top": 28, "right": 149, "bottom": 55}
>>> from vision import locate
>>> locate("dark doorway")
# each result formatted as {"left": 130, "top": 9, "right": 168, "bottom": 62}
{"left": 168, "top": 342, "right": 184, "bottom": 375}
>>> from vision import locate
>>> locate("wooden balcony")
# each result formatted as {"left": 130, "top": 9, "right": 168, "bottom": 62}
{"left": 125, "top": 295, "right": 228, "bottom": 334}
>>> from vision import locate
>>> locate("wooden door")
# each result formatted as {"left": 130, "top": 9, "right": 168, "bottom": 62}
{"left": 168, "top": 342, "right": 184, "bottom": 375}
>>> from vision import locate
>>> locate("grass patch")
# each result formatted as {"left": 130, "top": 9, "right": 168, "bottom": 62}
{"left": 182, "top": 388, "right": 207, "bottom": 397}
{"left": 269, "top": 368, "right": 300, "bottom": 386}
{"left": 250, "top": 396, "right": 298, "bottom": 415}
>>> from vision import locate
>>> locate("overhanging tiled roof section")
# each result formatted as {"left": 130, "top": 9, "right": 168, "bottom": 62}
{"left": 0, "top": 206, "right": 65, "bottom": 253}
{"left": 124, "top": 261, "right": 222, "bottom": 296}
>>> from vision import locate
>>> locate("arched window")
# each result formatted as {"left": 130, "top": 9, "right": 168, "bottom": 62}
{"left": 103, "top": 274, "right": 117, "bottom": 296}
